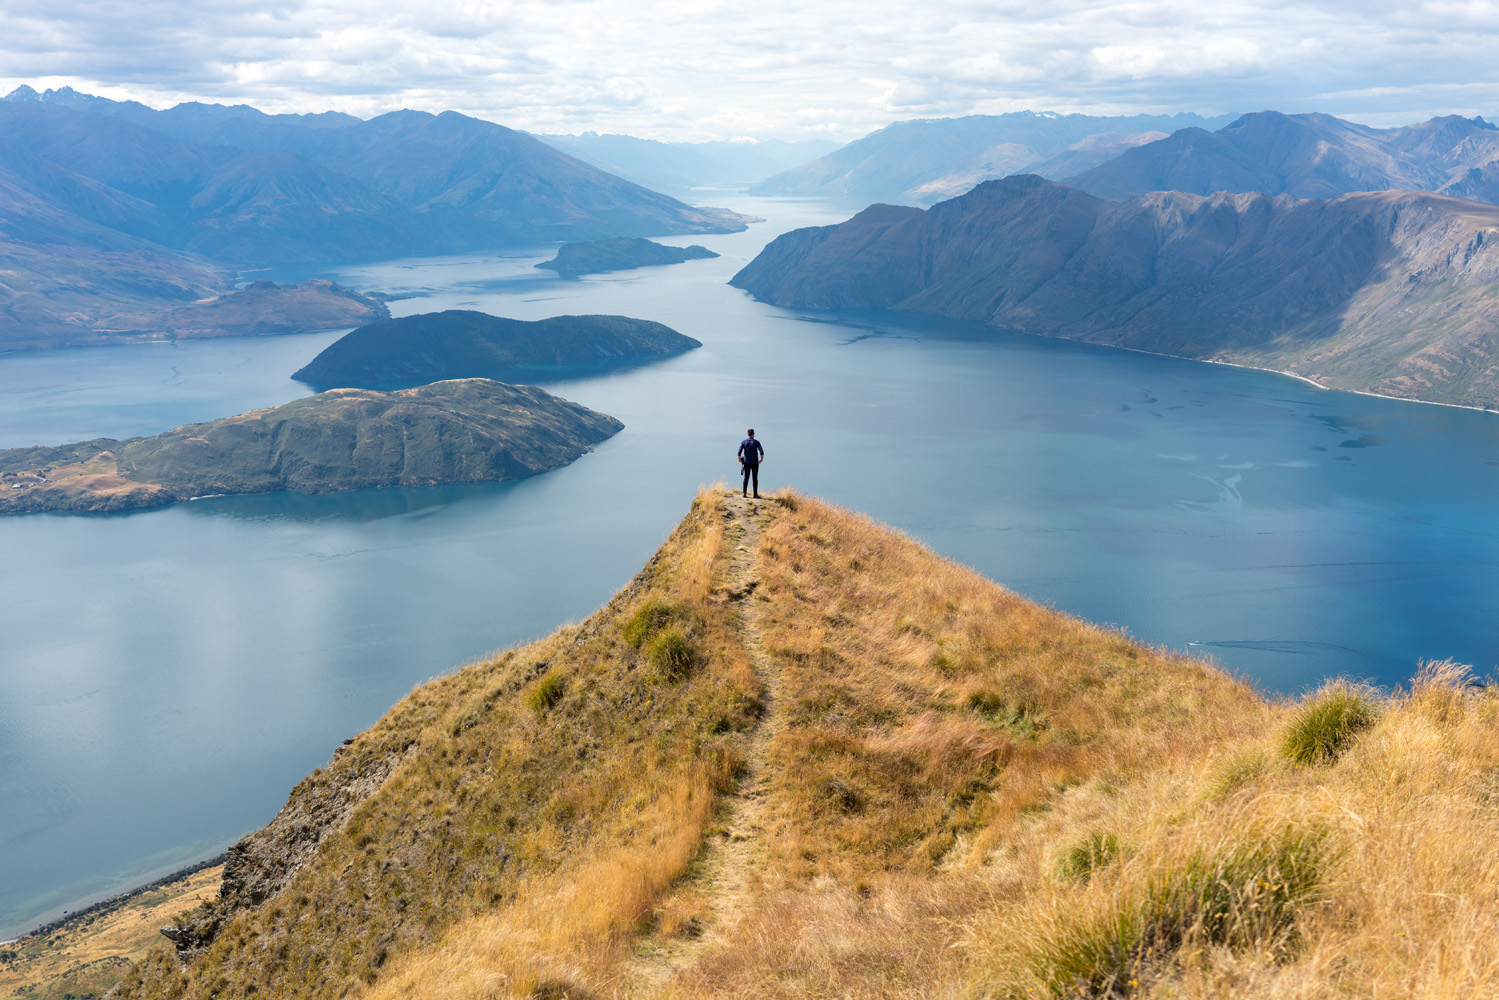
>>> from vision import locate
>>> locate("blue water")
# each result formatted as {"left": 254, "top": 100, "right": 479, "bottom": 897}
{"left": 2, "top": 196, "right": 1497, "bottom": 938}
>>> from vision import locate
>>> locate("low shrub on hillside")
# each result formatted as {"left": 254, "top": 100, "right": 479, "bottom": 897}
{"left": 1278, "top": 681, "right": 1379, "bottom": 765}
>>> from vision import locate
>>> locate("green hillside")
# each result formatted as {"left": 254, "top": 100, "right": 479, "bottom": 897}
{"left": 95, "top": 489, "right": 1499, "bottom": 998}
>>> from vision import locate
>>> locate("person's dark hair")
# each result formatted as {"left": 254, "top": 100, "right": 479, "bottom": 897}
{"left": 747, "top": 428, "right": 755, "bottom": 435}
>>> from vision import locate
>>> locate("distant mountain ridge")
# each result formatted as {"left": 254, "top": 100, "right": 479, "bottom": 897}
{"left": 534, "top": 132, "right": 838, "bottom": 198}
{"left": 0, "top": 86, "right": 752, "bottom": 266}
{"left": 731, "top": 174, "right": 1499, "bottom": 409}
{"left": 1069, "top": 110, "right": 1499, "bottom": 205}
{"left": 749, "top": 111, "right": 1239, "bottom": 207}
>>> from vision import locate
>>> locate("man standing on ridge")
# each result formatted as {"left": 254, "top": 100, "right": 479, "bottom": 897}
{"left": 738, "top": 428, "right": 764, "bottom": 498}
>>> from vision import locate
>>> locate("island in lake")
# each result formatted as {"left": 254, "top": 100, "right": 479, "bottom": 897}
{"left": 0, "top": 379, "right": 622, "bottom": 515}
{"left": 292, "top": 310, "right": 701, "bottom": 388}
{"left": 535, "top": 237, "right": 720, "bottom": 277}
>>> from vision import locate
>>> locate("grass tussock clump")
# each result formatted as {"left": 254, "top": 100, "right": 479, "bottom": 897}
{"left": 1056, "top": 831, "right": 1122, "bottom": 885}
{"left": 1278, "top": 680, "right": 1379, "bottom": 765}
{"left": 647, "top": 625, "right": 698, "bottom": 680}
{"left": 623, "top": 599, "right": 675, "bottom": 648}
{"left": 622, "top": 598, "right": 701, "bottom": 680}
{"left": 527, "top": 670, "right": 567, "bottom": 715}
{"left": 1028, "top": 826, "right": 1325, "bottom": 997}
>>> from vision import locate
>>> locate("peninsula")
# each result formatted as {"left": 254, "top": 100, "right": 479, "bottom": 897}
{"left": 292, "top": 310, "right": 701, "bottom": 388}
{"left": 0, "top": 379, "right": 622, "bottom": 514}
{"left": 731, "top": 174, "right": 1499, "bottom": 410}
{"left": 535, "top": 237, "right": 719, "bottom": 276}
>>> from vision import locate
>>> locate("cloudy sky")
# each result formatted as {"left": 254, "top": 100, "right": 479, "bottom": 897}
{"left": 2, "top": 0, "right": 1496, "bottom": 141}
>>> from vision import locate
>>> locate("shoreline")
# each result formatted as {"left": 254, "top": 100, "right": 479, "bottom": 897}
{"left": 1061, "top": 333, "right": 1499, "bottom": 416}
{"left": 1199, "top": 356, "right": 1499, "bottom": 416}
{"left": 1, "top": 854, "right": 225, "bottom": 947}
{"left": 799, "top": 307, "right": 1499, "bottom": 417}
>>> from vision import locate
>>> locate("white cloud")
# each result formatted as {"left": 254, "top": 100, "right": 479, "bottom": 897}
{"left": 0, "top": 0, "right": 1496, "bottom": 140}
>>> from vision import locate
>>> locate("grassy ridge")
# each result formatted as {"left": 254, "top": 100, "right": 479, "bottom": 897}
{"left": 107, "top": 490, "right": 1499, "bottom": 998}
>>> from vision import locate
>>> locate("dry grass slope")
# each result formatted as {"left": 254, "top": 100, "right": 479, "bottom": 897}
{"left": 109, "top": 490, "right": 1499, "bottom": 1000}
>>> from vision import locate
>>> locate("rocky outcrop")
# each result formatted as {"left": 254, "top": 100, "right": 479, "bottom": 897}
{"left": 160, "top": 734, "right": 416, "bottom": 960}
{"left": 731, "top": 174, "right": 1499, "bottom": 408}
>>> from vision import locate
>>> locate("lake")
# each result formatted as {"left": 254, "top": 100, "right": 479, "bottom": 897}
{"left": 2, "top": 196, "right": 1497, "bottom": 938}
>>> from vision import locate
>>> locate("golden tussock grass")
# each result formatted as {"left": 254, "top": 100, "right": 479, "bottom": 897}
{"left": 110, "top": 490, "right": 1499, "bottom": 1000}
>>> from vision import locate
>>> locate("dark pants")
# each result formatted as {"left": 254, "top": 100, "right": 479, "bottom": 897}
{"left": 742, "top": 462, "right": 759, "bottom": 496}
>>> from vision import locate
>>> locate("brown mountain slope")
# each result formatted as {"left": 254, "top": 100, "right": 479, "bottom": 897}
{"left": 104, "top": 489, "right": 1499, "bottom": 999}
{"left": 731, "top": 175, "right": 1499, "bottom": 409}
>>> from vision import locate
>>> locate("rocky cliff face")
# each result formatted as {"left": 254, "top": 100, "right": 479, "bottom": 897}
{"left": 731, "top": 175, "right": 1499, "bottom": 408}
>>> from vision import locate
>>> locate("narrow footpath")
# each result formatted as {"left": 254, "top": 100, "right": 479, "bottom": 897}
{"left": 631, "top": 489, "right": 787, "bottom": 986}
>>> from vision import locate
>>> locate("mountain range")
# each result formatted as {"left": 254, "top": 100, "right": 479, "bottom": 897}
{"left": 731, "top": 174, "right": 1499, "bottom": 409}
{"left": 1, "top": 86, "right": 752, "bottom": 267}
{"left": 1069, "top": 110, "right": 1499, "bottom": 205}
{"left": 748, "top": 111, "right": 1238, "bottom": 207}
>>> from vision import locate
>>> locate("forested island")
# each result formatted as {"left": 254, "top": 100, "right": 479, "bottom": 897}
{"left": 0, "top": 379, "right": 622, "bottom": 514}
